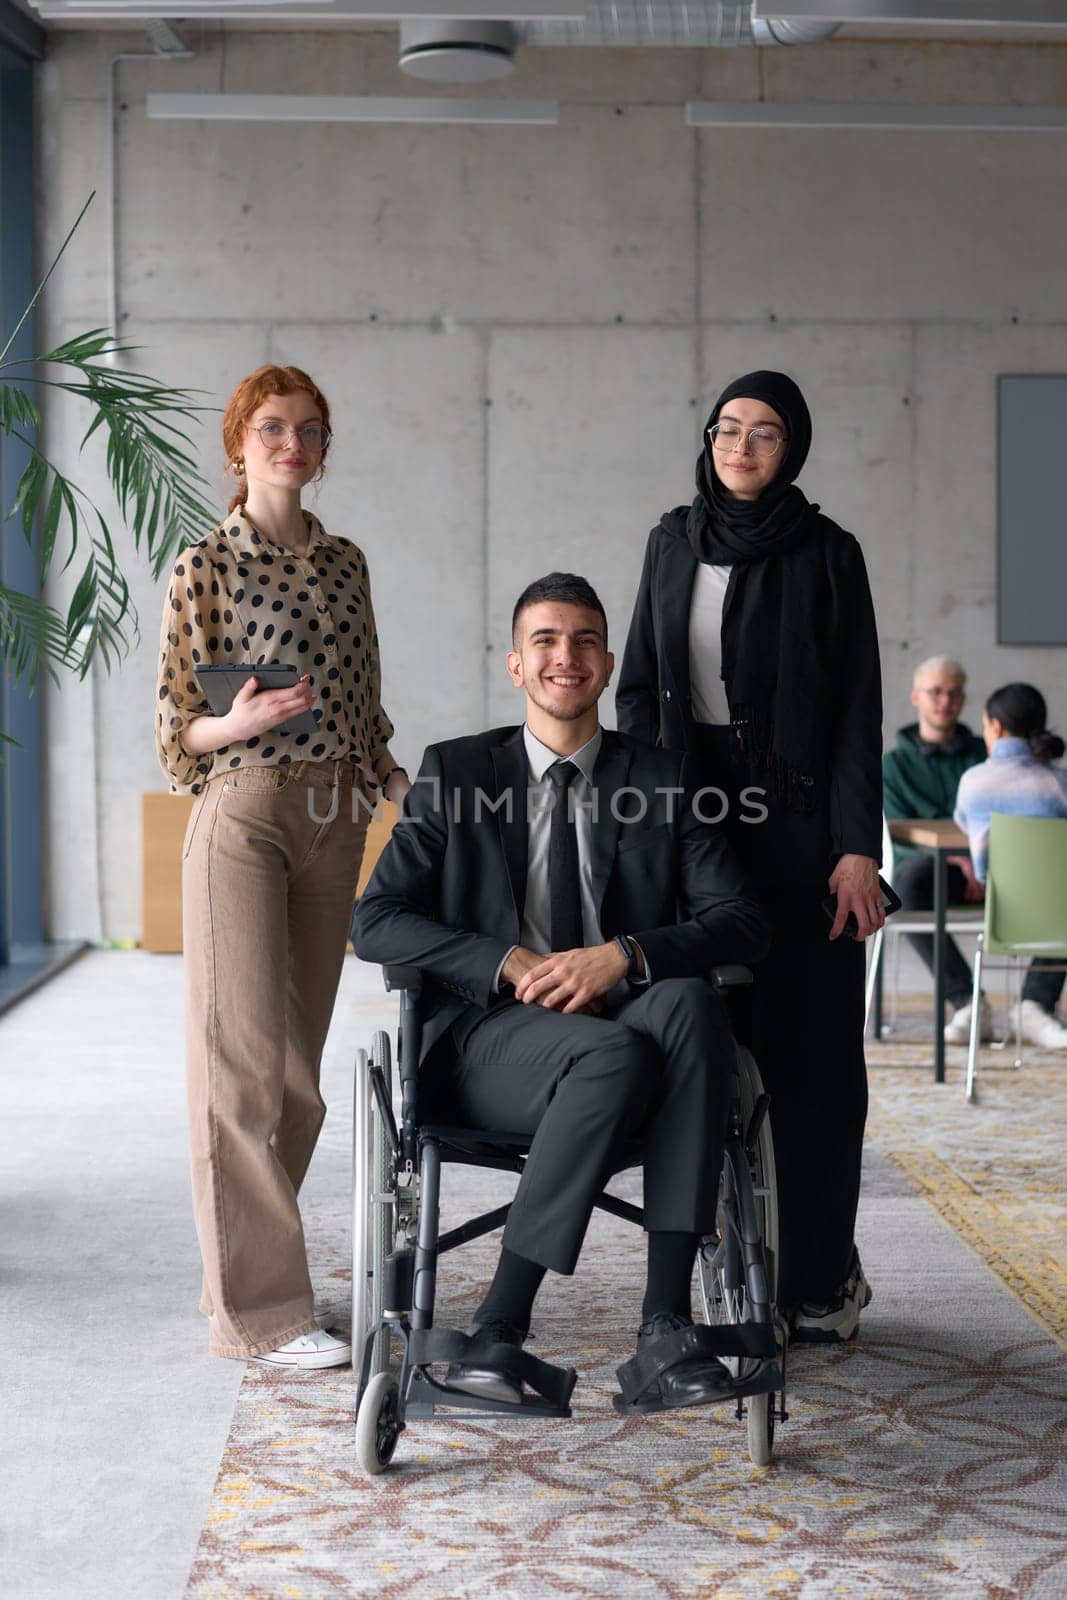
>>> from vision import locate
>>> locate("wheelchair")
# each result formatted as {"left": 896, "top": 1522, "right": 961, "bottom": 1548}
{"left": 351, "top": 963, "right": 787, "bottom": 1475}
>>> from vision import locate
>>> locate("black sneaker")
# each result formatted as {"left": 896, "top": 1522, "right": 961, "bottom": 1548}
{"left": 791, "top": 1252, "right": 872, "bottom": 1344}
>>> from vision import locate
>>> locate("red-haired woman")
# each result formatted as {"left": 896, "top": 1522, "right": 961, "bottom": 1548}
{"left": 156, "top": 365, "right": 408, "bottom": 1367}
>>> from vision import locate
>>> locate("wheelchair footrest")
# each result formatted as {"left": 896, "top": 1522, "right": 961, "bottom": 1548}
{"left": 407, "top": 1327, "right": 578, "bottom": 1414}
{"left": 405, "top": 1367, "right": 573, "bottom": 1420}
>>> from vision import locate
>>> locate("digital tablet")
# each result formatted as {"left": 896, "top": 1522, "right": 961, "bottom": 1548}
{"left": 194, "top": 663, "right": 319, "bottom": 738}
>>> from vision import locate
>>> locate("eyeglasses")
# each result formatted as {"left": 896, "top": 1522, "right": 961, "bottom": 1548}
{"left": 249, "top": 421, "right": 331, "bottom": 452}
{"left": 708, "top": 422, "right": 786, "bottom": 458}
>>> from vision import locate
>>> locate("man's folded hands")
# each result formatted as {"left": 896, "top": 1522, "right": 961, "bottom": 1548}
{"left": 505, "top": 943, "right": 630, "bottom": 1015}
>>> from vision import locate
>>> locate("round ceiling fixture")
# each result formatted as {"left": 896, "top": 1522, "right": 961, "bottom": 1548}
{"left": 398, "top": 21, "right": 518, "bottom": 83}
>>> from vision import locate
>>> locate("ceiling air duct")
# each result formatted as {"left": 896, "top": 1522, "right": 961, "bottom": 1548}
{"left": 751, "top": 14, "right": 844, "bottom": 44}
{"left": 713, "top": 1, "right": 842, "bottom": 46}
{"left": 399, "top": 21, "right": 518, "bottom": 82}
{"left": 520, "top": 2, "right": 841, "bottom": 50}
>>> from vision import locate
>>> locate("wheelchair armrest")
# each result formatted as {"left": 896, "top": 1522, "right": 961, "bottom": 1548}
{"left": 383, "top": 965, "right": 424, "bottom": 996}
{"left": 709, "top": 964, "right": 753, "bottom": 990}
{"left": 384, "top": 962, "right": 750, "bottom": 995}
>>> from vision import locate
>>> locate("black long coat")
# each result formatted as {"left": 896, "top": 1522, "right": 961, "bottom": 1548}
{"left": 616, "top": 514, "right": 883, "bottom": 892}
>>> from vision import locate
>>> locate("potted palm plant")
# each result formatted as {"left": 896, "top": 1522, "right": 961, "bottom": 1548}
{"left": 1, "top": 194, "right": 216, "bottom": 746}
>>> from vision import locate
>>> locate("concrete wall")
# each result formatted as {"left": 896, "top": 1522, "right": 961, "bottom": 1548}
{"left": 38, "top": 28, "right": 1067, "bottom": 939}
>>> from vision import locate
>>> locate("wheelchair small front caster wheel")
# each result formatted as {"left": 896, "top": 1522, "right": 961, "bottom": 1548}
{"left": 746, "top": 1392, "right": 775, "bottom": 1466}
{"left": 356, "top": 1371, "right": 401, "bottom": 1476}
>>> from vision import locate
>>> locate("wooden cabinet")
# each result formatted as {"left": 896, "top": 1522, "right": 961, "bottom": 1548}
{"left": 141, "top": 791, "right": 398, "bottom": 953}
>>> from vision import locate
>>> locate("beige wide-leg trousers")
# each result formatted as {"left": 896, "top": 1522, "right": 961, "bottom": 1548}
{"left": 182, "top": 761, "right": 369, "bottom": 1357}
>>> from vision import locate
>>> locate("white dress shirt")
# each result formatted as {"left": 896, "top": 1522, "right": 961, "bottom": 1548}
{"left": 520, "top": 724, "right": 603, "bottom": 953}
{"left": 492, "top": 724, "right": 650, "bottom": 995}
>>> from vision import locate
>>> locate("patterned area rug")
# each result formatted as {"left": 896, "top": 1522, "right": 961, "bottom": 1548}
{"left": 866, "top": 992, "right": 1067, "bottom": 1347}
{"left": 184, "top": 978, "right": 1067, "bottom": 1600}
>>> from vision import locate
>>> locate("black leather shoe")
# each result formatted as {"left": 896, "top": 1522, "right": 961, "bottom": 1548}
{"left": 445, "top": 1318, "right": 526, "bottom": 1405}
{"left": 636, "top": 1313, "right": 734, "bottom": 1408}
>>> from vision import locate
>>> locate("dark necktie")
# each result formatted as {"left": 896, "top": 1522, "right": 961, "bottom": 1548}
{"left": 548, "top": 760, "right": 584, "bottom": 952}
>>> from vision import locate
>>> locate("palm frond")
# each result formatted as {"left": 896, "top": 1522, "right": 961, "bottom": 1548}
{"left": 0, "top": 192, "right": 96, "bottom": 369}
{"left": 0, "top": 579, "right": 78, "bottom": 689}
{"left": 0, "top": 192, "right": 220, "bottom": 733}
{"left": 4, "top": 355, "right": 218, "bottom": 580}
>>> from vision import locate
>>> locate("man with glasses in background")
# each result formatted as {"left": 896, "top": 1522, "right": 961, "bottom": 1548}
{"left": 882, "top": 656, "right": 988, "bottom": 1044}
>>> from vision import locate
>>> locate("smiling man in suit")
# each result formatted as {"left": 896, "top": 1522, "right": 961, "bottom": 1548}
{"left": 355, "top": 572, "right": 769, "bottom": 1412}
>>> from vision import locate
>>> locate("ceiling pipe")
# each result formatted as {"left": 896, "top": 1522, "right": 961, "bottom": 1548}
{"left": 107, "top": 25, "right": 194, "bottom": 350}
{"left": 751, "top": 14, "right": 844, "bottom": 42}
{"left": 735, "top": 1, "right": 843, "bottom": 45}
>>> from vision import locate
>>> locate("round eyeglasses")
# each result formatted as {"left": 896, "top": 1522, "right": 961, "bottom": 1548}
{"left": 708, "top": 422, "right": 786, "bottom": 458}
{"left": 249, "top": 421, "right": 331, "bottom": 452}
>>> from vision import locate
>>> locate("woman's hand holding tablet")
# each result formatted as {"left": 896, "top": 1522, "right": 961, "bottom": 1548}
{"left": 194, "top": 663, "right": 318, "bottom": 739}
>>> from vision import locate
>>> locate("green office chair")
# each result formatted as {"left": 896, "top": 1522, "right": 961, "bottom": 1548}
{"left": 966, "top": 813, "right": 1067, "bottom": 1102}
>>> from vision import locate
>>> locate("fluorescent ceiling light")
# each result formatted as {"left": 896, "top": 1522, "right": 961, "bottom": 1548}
{"left": 146, "top": 92, "right": 559, "bottom": 124}
{"left": 686, "top": 101, "right": 1067, "bottom": 129}
{"left": 751, "top": 1, "right": 1067, "bottom": 23}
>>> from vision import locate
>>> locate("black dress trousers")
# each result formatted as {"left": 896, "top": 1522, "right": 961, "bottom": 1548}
{"left": 433, "top": 978, "right": 735, "bottom": 1276}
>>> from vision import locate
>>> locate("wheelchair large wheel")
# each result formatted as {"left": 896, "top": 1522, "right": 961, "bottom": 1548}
{"left": 699, "top": 1044, "right": 778, "bottom": 1323}
{"left": 352, "top": 1030, "right": 396, "bottom": 1381}
{"left": 698, "top": 1044, "right": 781, "bottom": 1464}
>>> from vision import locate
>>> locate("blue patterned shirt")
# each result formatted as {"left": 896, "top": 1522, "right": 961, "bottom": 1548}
{"left": 954, "top": 737, "right": 1067, "bottom": 883}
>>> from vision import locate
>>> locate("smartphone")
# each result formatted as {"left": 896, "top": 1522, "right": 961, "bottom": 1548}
{"left": 821, "top": 875, "right": 902, "bottom": 939}
{"left": 194, "top": 663, "right": 318, "bottom": 738}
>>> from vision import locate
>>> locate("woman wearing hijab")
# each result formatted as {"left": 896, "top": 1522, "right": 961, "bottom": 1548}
{"left": 618, "top": 370, "right": 884, "bottom": 1343}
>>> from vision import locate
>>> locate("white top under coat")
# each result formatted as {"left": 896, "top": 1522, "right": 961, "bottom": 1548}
{"left": 688, "top": 561, "right": 732, "bottom": 727}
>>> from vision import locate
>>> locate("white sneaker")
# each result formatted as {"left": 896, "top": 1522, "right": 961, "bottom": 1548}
{"left": 944, "top": 997, "right": 993, "bottom": 1046}
{"left": 252, "top": 1327, "right": 352, "bottom": 1369}
{"left": 1017, "top": 999, "right": 1067, "bottom": 1050}
{"left": 792, "top": 1252, "right": 872, "bottom": 1345}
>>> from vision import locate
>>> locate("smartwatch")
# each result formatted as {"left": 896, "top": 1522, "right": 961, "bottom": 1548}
{"left": 614, "top": 933, "right": 642, "bottom": 984}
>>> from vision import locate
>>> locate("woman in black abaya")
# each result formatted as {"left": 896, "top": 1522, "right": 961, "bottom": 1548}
{"left": 617, "top": 370, "right": 884, "bottom": 1342}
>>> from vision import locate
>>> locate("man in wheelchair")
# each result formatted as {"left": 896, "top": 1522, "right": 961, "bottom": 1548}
{"left": 355, "top": 572, "right": 769, "bottom": 1413}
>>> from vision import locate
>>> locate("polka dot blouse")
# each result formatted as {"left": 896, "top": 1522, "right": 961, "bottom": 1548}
{"left": 156, "top": 508, "right": 394, "bottom": 796}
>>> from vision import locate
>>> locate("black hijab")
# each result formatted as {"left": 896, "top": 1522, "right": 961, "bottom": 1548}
{"left": 686, "top": 370, "right": 831, "bottom": 812}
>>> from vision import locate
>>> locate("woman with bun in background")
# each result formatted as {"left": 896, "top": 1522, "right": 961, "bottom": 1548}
{"left": 954, "top": 681, "right": 1067, "bottom": 1050}
{"left": 156, "top": 364, "right": 409, "bottom": 1368}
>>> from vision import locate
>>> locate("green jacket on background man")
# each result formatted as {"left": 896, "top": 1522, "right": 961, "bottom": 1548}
{"left": 882, "top": 722, "right": 987, "bottom": 861}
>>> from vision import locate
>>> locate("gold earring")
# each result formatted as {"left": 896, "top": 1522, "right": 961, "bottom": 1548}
{"left": 232, "top": 458, "right": 245, "bottom": 474}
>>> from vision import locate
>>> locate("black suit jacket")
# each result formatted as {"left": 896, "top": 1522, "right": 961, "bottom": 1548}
{"left": 355, "top": 725, "right": 770, "bottom": 1065}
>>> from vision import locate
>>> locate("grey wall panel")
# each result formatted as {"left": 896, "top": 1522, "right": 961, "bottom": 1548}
{"left": 997, "top": 374, "right": 1067, "bottom": 646}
